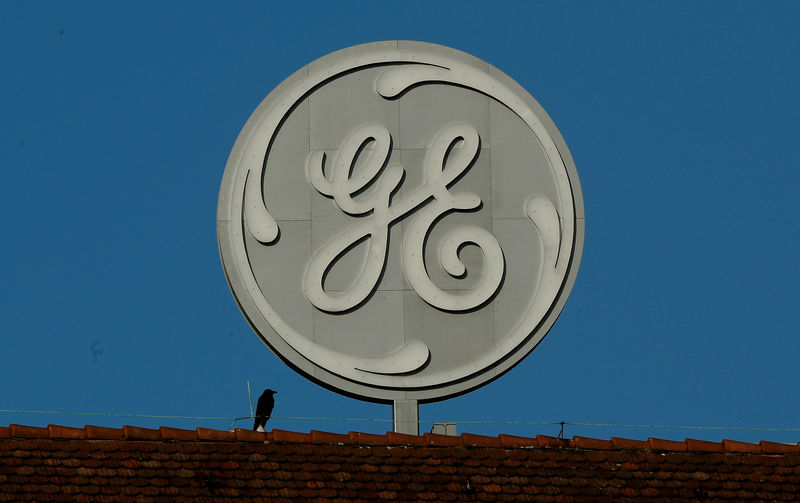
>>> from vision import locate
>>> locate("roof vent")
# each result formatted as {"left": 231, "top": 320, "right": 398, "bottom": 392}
{"left": 431, "top": 423, "right": 457, "bottom": 436}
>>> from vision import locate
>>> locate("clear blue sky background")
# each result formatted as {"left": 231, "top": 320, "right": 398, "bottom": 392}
{"left": 2, "top": 2, "right": 798, "bottom": 444}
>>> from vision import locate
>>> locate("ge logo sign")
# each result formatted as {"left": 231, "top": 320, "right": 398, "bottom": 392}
{"left": 217, "top": 41, "right": 584, "bottom": 402}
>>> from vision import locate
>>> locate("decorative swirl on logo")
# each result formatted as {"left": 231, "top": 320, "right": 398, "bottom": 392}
{"left": 229, "top": 51, "right": 575, "bottom": 384}
{"left": 304, "top": 122, "right": 503, "bottom": 313}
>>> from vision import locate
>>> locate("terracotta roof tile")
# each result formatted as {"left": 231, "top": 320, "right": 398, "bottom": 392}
{"left": 536, "top": 435, "right": 571, "bottom": 449}
{"left": 572, "top": 436, "right": 614, "bottom": 450}
{"left": 272, "top": 429, "right": 312, "bottom": 442}
{"left": 348, "top": 431, "right": 388, "bottom": 445}
{"left": 84, "top": 425, "right": 124, "bottom": 440}
{"left": 686, "top": 438, "right": 725, "bottom": 452}
{"left": 424, "top": 432, "right": 463, "bottom": 446}
{"left": 196, "top": 427, "right": 235, "bottom": 441}
{"left": 648, "top": 437, "right": 689, "bottom": 451}
{"left": 2, "top": 424, "right": 800, "bottom": 501}
{"left": 386, "top": 431, "right": 428, "bottom": 446}
{"left": 46, "top": 424, "right": 85, "bottom": 439}
{"left": 724, "top": 439, "right": 762, "bottom": 454}
{"left": 761, "top": 441, "right": 800, "bottom": 454}
{"left": 121, "top": 425, "right": 160, "bottom": 441}
{"left": 463, "top": 433, "right": 502, "bottom": 447}
{"left": 610, "top": 436, "right": 650, "bottom": 450}
{"left": 158, "top": 426, "right": 197, "bottom": 441}
{"left": 310, "top": 430, "right": 350, "bottom": 444}
{"left": 9, "top": 424, "right": 48, "bottom": 438}
{"left": 498, "top": 433, "right": 538, "bottom": 448}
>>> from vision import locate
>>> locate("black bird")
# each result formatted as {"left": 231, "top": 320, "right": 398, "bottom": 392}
{"left": 253, "top": 389, "right": 277, "bottom": 432}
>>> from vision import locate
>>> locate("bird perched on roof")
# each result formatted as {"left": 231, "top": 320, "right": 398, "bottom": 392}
{"left": 253, "top": 389, "right": 277, "bottom": 432}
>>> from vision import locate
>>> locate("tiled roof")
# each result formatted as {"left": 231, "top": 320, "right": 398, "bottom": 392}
{"left": 1, "top": 424, "right": 799, "bottom": 502}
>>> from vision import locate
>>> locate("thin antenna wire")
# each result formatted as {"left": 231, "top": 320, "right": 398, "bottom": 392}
{"left": 247, "top": 380, "right": 254, "bottom": 418}
{"left": 2, "top": 409, "right": 800, "bottom": 433}
{"left": 0, "top": 409, "right": 232, "bottom": 421}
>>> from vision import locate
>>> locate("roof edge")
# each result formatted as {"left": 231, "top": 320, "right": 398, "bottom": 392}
{"left": 1, "top": 424, "right": 798, "bottom": 455}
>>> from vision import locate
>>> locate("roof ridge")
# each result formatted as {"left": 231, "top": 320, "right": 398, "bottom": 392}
{"left": 2, "top": 423, "right": 798, "bottom": 454}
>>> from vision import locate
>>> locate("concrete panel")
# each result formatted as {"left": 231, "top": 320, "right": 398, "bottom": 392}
{"left": 489, "top": 98, "right": 563, "bottom": 219}
{"left": 263, "top": 99, "right": 311, "bottom": 220}
{"left": 490, "top": 144, "right": 559, "bottom": 220}
{"left": 398, "top": 83, "right": 490, "bottom": 149}
{"left": 245, "top": 220, "right": 313, "bottom": 337}
{"left": 491, "top": 218, "right": 541, "bottom": 341}
{"left": 313, "top": 291, "right": 404, "bottom": 357}
{"left": 309, "top": 67, "right": 400, "bottom": 151}
{"left": 403, "top": 291, "right": 494, "bottom": 375}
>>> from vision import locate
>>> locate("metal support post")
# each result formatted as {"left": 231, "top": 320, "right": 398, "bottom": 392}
{"left": 393, "top": 399, "right": 419, "bottom": 435}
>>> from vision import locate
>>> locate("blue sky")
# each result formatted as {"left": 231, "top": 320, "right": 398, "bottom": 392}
{"left": 1, "top": 1, "right": 799, "bottom": 443}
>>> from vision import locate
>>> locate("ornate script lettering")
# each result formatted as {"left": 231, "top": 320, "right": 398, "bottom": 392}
{"left": 303, "top": 122, "right": 504, "bottom": 313}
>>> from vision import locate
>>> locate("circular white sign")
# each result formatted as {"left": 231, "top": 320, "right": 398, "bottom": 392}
{"left": 217, "top": 41, "right": 584, "bottom": 402}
